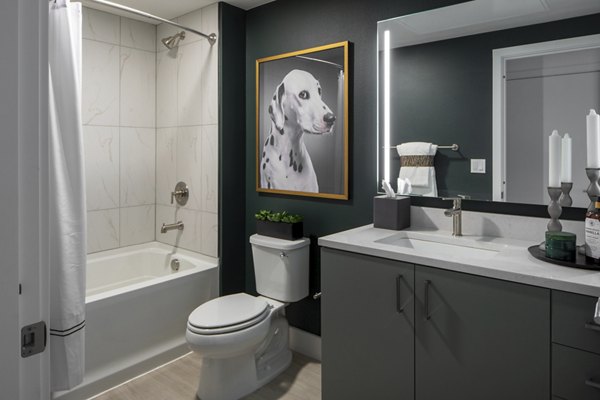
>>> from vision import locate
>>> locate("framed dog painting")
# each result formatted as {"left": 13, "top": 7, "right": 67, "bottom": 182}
{"left": 256, "top": 41, "right": 349, "bottom": 200}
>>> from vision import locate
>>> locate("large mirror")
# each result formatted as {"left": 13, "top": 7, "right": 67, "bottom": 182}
{"left": 378, "top": 0, "right": 600, "bottom": 208}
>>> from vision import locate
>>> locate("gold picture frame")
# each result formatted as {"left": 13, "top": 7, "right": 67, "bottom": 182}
{"left": 256, "top": 41, "right": 349, "bottom": 200}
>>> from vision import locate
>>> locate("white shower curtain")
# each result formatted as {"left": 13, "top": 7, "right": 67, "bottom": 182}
{"left": 48, "top": 0, "right": 86, "bottom": 391}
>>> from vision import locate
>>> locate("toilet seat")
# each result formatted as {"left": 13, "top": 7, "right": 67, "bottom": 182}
{"left": 187, "top": 293, "right": 271, "bottom": 335}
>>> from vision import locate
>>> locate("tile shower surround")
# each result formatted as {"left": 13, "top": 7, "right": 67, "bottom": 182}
{"left": 155, "top": 4, "right": 218, "bottom": 257}
{"left": 82, "top": 6, "right": 218, "bottom": 257}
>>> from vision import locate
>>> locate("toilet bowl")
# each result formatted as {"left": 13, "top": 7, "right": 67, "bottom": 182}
{"left": 186, "top": 294, "right": 291, "bottom": 400}
{"left": 186, "top": 235, "right": 310, "bottom": 400}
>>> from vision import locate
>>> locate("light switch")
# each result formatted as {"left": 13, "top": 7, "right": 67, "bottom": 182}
{"left": 471, "top": 159, "right": 486, "bottom": 174}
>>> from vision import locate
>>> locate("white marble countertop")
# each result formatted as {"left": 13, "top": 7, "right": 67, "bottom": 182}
{"left": 319, "top": 224, "right": 600, "bottom": 297}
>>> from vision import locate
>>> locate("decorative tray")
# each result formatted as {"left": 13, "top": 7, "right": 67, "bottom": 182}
{"left": 528, "top": 245, "right": 600, "bottom": 270}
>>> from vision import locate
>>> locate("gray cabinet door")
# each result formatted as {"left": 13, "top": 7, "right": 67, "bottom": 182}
{"left": 321, "top": 248, "right": 415, "bottom": 400}
{"left": 553, "top": 343, "right": 600, "bottom": 400}
{"left": 414, "top": 265, "right": 550, "bottom": 400}
{"left": 552, "top": 290, "right": 600, "bottom": 355}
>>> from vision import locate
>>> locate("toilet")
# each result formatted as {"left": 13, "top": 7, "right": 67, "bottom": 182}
{"left": 186, "top": 234, "right": 310, "bottom": 400}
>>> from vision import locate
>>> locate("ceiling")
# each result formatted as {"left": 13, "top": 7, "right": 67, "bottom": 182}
{"left": 378, "top": 0, "right": 600, "bottom": 49}
{"left": 81, "top": 0, "right": 275, "bottom": 22}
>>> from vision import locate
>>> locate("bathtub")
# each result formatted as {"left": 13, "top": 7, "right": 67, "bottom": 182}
{"left": 54, "top": 242, "right": 219, "bottom": 400}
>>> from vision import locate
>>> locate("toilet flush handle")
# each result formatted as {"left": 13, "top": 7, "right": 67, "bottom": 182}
{"left": 279, "top": 251, "right": 287, "bottom": 258}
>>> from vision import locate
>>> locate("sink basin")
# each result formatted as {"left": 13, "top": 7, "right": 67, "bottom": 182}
{"left": 374, "top": 232, "right": 503, "bottom": 260}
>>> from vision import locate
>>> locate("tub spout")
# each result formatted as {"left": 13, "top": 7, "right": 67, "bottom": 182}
{"left": 161, "top": 221, "right": 184, "bottom": 234}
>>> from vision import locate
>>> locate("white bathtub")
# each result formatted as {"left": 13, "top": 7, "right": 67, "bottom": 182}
{"left": 54, "top": 242, "right": 219, "bottom": 400}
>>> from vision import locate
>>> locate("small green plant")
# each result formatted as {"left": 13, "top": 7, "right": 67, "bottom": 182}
{"left": 255, "top": 210, "right": 271, "bottom": 221}
{"left": 281, "top": 213, "right": 303, "bottom": 223}
{"left": 267, "top": 212, "right": 283, "bottom": 222}
{"left": 255, "top": 210, "right": 303, "bottom": 223}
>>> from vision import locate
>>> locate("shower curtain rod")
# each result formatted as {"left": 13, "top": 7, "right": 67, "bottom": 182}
{"left": 87, "top": 0, "right": 217, "bottom": 45}
{"left": 295, "top": 55, "right": 343, "bottom": 69}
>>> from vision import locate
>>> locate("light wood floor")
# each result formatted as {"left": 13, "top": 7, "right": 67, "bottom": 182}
{"left": 92, "top": 352, "right": 321, "bottom": 400}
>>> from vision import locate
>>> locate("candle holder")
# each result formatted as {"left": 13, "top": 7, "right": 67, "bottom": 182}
{"left": 585, "top": 168, "right": 600, "bottom": 211}
{"left": 547, "top": 187, "right": 563, "bottom": 232}
{"left": 559, "top": 182, "right": 573, "bottom": 207}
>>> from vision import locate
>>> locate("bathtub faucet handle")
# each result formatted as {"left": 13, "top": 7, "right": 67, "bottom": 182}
{"left": 171, "top": 181, "right": 189, "bottom": 206}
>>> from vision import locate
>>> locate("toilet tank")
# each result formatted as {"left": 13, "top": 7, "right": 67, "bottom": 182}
{"left": 249, "top": 234, "right": 310, "bottom": 302}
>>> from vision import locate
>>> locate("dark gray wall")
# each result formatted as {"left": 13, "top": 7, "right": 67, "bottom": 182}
{"left": 245, "top": 0, "right": 467, "bottom": 335}
{"left": 243, "top": 1, "right": 598, "bottom": 335}
{"left": 219, "top": 2, "right": 246, "bottom": 295}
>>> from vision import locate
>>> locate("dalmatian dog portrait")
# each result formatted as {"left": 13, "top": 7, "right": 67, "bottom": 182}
{"left": 260, "top": 69, "right": 336, "bottom": 192}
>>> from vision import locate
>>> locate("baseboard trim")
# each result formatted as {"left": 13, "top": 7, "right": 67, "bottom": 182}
{"left": 289, "top": 327, "right": 321, "bottom": 361}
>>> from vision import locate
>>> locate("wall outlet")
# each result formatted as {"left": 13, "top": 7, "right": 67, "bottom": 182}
{"left": 471, "top": 159, "right": 486, "bottom": 174}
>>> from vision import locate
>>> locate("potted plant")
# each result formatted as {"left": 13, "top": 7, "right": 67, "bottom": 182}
{"left": 255, "top": 210, "right": 304, "bottom": 240}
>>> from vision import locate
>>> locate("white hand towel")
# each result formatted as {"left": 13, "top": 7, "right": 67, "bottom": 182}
{"left": 397, "top": 178, "right": 412, "bottom": 195}
{"left": 397, "top": 142, "right": 438, "bottom": 197}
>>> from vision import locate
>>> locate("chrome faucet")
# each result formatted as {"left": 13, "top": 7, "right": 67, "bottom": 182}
{"left": 161, "top": 221, "right": 184, "bottom": 234}
{"left": 443, "top": 197, "right": 462, "bottom": 236}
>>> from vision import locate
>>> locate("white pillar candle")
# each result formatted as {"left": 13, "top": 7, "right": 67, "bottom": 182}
{"left": 561, "top": 133, "right": 572, "bottom": 183}
{"left": 549, "top": 130, "right": 561, "bottom": 187}
{"left": 587, "top": 109, "right": 600, "bottom": 168}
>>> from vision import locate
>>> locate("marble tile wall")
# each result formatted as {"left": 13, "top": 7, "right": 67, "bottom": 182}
{"left": 83, "top": 7, "right": 157, "bottom": 253}
{"left": 155, "top": 3, "right": 219, "bottom": 257}
{"left": 82, "top": 4, "right": 219, "bottom": 257}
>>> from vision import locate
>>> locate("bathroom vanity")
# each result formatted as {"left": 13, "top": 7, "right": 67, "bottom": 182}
{"left": 319, "top": 224, "right": 600, "bottom": 400}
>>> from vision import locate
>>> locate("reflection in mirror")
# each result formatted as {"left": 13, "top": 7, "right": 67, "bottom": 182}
{"left": 494, "top": 36, "right": 600, "bottom": 208}
{"left": 377, "top": 0, "right": 600, "bottom": 207}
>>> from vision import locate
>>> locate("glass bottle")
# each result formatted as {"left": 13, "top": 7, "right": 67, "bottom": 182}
{"left": 585, "top": 197, "right": 600, "bottom": 264}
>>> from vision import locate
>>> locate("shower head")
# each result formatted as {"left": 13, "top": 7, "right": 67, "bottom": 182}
{"left": 161, "top": 31, "right": 186, "bottom": 49}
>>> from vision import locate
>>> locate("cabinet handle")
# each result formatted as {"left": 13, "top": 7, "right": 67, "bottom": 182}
{"left": 585, "top": 379, "right": 600, "bottom": 390}
{"left": 584, "top": 321, "right": 600, "bottom": 332}
{"left": 425, "top": 280, "right": 432, "bottom": 320}
{"left": 396, "top": 275, "right": 404, "bottom": 313}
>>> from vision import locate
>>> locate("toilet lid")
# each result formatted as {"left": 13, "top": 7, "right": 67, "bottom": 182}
{"left": 188, "top": 293, "right": 269, "bottom": 330}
